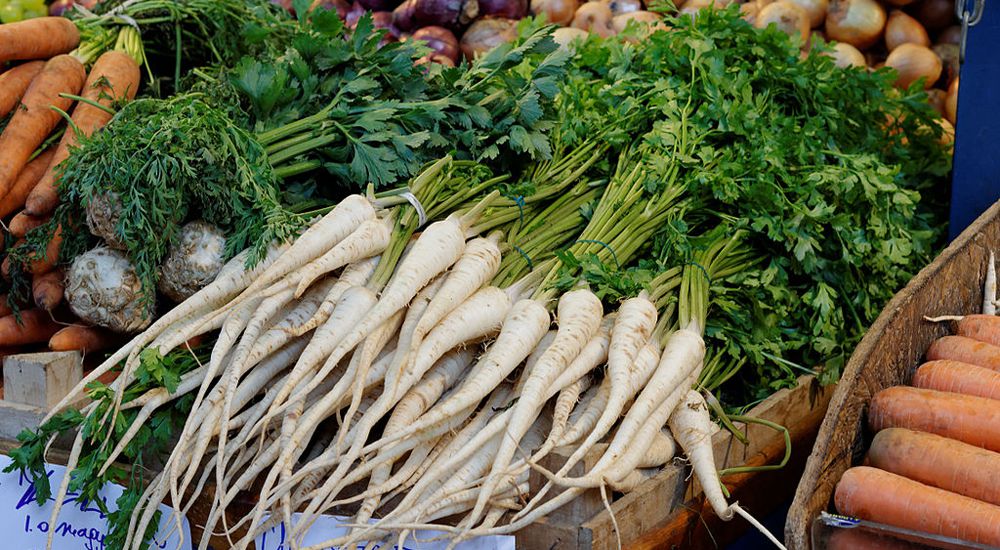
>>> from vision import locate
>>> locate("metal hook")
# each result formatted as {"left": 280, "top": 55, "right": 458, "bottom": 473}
{"left": 956, "top": 0, "right": 986, "bottom": 63}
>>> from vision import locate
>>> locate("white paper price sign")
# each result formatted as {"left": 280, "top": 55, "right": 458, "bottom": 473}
{"left": 0, "top": 454, "right": 192, "bottom": 550}
{"left": 255, "top": 513, "right": 515, "bottom": 550}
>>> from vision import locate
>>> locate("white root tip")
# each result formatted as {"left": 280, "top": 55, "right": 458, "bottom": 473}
{"left": 923, "top": 315, "right": 964, "bottom": 322}
{"left": 730, "top": 503, "right": 787, "bottom": 550}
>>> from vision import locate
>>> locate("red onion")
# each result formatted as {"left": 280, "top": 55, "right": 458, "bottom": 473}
{"left": 460, "top": 17, "right": 518, "bottom": 60}
{"left": 933, "top": 42, "right": 959, "bottom": 83}
{"left": 360, "top": 0, "right": 402, "bottom": 11}
{"left": 345, "top": 1, "right": 367, "bottom": 27}
{"left": 478, "top": 0, "right": 528, "bottom": 19}
{"left": 49, "top": 0, "right": 75, "bottom": 16}
{"left": 530, "top": 0, "right": 578, "bottom": 25}
{"left": 393, "top": 0, "right": 419, "bottom": 30}
{"left": 413, "top": 0, "right": 479, "bottom": 29}
{"left": 937, "top": 25, "right": 961, "bottom": 45}
{"left": 313, "top": 0, "right": 352, "bottom": 18}
{"left": 412, "top": 26, "right": 461, "bottom": 63}
{"left": 607, "top": 0, "right": 643, "bottom": 16}
{"left": 915, "top": 0, "right": 954, "bottom": 31}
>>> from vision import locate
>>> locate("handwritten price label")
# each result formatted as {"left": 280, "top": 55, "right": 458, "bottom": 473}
{"left": 256, "top": 513, "right": 515, "bottom": 550}
{"left": 0, "top": 455, "right": 192, "bottom": 550}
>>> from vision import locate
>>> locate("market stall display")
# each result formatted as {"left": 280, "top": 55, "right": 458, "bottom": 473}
{"left": 0, "top": 0, "right": 958, "bottom": 548}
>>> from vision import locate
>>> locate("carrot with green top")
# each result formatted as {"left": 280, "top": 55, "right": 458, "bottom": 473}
{"left": 0, "top": 61, "right": 44, "bottom": 118}
{"left": 0, "top": 18, "right": 79, "bottom": 64}
{"left": 0, "top": 55, "right": 85, "bottom": 199}
{"left": 26, "top": 51, "right": 141, "bottom": 216}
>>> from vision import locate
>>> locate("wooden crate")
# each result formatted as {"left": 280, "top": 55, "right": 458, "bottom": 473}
{"left": 0, "top": 351, "right": 836, "bottom": 550}
{"left": 784, "top": 199, "right": 1000, "bottom": 549}
{"left": 517, "top": 373, "right": 834, "bottom": 550}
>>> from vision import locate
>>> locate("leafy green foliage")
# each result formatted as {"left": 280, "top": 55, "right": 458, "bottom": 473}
{"left": 212, "top": 14, "right": 568, "bottom": 190}
{"left": 3, "top": 345, "right": 207, "bottom": 550}
{"left": 51, "top": 95, "right": 301, "bottom": 301}
{"left": 555, "top": 8, "right": 951, "bottom": 402}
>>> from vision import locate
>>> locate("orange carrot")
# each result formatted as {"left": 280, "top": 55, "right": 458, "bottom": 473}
{"left": 9, "top": 211, "right": 46, "bottom": 238}
{"left": 0, "top": 61, "right": 44, "bottom": 118}
{"left": 26, "top": 51, "right": 141, "bottom": 216}
{"left": 0, "top": 17, "right": 80, "bottom": 64}
{"left": 835, "top": 466, "right": 1000, "bottom": 547}
{"left": 49, "top": 325, "right": 118, "bottom": 353}
{"left": 926, "top": 335, "right": 1000, "bottom": 371}
{"left": 868, "top": 428, "right": 1000, "bottom": 506}
{"left": 0, "top": 55, "right": 85, "bottom": 199}
{"left": 869, "top": 386, "right": 1000, "bottom": 452}
{"left": 954, "top": 314, "right": 1000, "bottom": 347}
{"left": 32, "top": 268, "right": 63, "bottom": 311}
{"left": 0, "top": 296, "right": 12, "bottom": 318}
{"left": 0, "top": 148, "right": 53, "bottom": 218}
{"left": 912, "top": 360, "right": 1000, "bottom": 401}
{"left": 0, "top": 309, "right": 61, "bottom": 345}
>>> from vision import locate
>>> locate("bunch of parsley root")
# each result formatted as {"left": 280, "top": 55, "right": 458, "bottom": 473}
{"left": 2, "top": 3, "right": 952, "bottom": 549}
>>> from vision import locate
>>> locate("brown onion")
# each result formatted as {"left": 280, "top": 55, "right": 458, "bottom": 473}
{"left": 937, "top": 118, "right": 954, "bottom": 147}
{"left": 825, "top": 0, "right": 886, "bottom": 50}
{"left": 828, "top": 41, "right": 866, "bottom": 67}
{"left": 678, "top": 0, "right": 711, "bottom": 17}
{"left": 572, "top": 2, "right": 615, "bottom": 36}
{"left": 945, "top": 76, "right": 958, "bottom": 124}
{"left": 612, "top": 10, "right": 664, "bottom": 35}
{"left": 933, "top": 43, "right": 959, "bottom": 83}
{"left": 937, "top": 25, "right": 961, "bottom": 45}
{"left": 416, "top": 53, "right": 457, "bottom": 66}
{"left": 460, "top": 17, "right": 518, "bottom": 60}
{"left": 607, "top": 0, "right": 643, "bottom": 15}
{"left": 552, "top": 26, "right": 589, "bottom": 50}
{"left": 412, "top": 26, "right": 460, "bottom": 63}
{"left": 531, "top": 0, "right": 578, "bottom": 24}
{"left": 885, "top": 43, "right": 942, "bottom": 89}
{"left": 915, "top": 0, "right": 953, "bottom": 31}
{"left": 755, "top": 1, "right": 810, "bottom": 44}
{"left": 787, "top": 0, "right": 827, "bottom": 28}
{"left": 740, "top": 1, "right": 761, "bottom": 24}
{"left": 925, "top": 88, "right": 947, "bottom": 118}
{"left": 885, "top": 10, "right": 929, "bottom": 51}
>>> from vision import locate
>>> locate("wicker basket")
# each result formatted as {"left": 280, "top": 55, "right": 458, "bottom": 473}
{"left": 785, "top": 200, "right": 1000, "bottom": 549}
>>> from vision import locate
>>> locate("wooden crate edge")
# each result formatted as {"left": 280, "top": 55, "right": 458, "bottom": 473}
{"left": 533, "top": 373, "right": 834, "bottom": 550}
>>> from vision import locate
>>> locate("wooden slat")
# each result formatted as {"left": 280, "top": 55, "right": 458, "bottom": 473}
{"left": 570, "top": 374, "right": 834, "bottom": 550}
{"left": 786, "top": 199, "right": 1000, "bottom": 549}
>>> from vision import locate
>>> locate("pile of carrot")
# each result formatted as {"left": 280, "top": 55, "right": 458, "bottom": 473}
{"left": 835, "top": 297, "right": 1000, "bottom": 546}
{"left": 0, "top": 16, "right": 140, "bottom": 359}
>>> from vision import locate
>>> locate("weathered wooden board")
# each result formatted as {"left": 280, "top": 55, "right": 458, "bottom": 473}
{"left": 514, "top": 373, "right": 835, "bottom": 550}
{"left": 785, "top": 199, "right": 1000, "bottom": 549}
